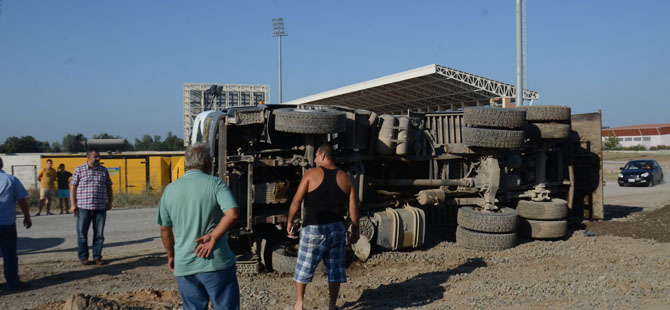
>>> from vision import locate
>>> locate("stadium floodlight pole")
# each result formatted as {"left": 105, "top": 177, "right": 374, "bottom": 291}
{"left": 515, "top": 0, "right": 524, "bottom": 106}
{"left": 272, "top": 18, "right": 287, "bottom": 104}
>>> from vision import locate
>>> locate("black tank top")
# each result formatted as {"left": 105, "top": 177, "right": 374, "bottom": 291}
{"left": 303, "top": 167, "right": 348, "bottom": 226}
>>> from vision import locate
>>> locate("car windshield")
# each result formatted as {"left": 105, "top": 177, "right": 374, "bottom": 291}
{"left": 624, "top": 161, "right": 650, "bottom": 170}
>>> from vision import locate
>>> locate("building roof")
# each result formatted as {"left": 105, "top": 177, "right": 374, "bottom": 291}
{"left": 602, "top": 124, "right": 670, "bottom": 137}
{"left": 283, "top": 64, "right": 539, "bottom": 114}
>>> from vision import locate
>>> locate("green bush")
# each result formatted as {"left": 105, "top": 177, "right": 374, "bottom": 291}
{"left": 649, "top": 145, "right": 670, "bottom": 151}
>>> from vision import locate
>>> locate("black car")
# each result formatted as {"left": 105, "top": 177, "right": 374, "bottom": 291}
{"left": 618, "top": 159, "right": 664, "bottom": 187}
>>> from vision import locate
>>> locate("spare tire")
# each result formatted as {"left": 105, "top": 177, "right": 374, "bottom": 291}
{"left": 457, "top": 206, "right": 518, "bottom": 233}
{"left": 518, "top": 105, "right": 571, "bottom": 122}
{"left": 524, "top": 123, "right": 571, "bottom": 140}
{"left": 516, "top": 199, "right": 568, "bottom": 220}
{"left": 463, "top": 107, "right": 526, "bottom": 129}
{"left": 462, "top": 127, "right": 524, "bottom": 149}
{"left": 456, "top": 226, "right": 516, "bottom": 251}
{"left": 518, "top": 219, "right": 567, "bottom": 239}
{"left": 273, "top": 108, "right": 346, "bottom": 134}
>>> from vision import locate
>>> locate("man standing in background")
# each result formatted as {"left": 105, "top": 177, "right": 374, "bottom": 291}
{"left": 70, "top": 150, "right": 113, "bottom": 266}
{"left": 56, "top": 164, "right": 72, "bottom": 214}
{"left": 0, "top": 157, "right": 32, "bottom": 291}
{"left": 35, "top": 159, "right": 57, "bottom": 216}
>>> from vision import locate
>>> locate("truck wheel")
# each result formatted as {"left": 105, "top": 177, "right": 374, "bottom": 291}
{"left": 524, "top": 123, "right": 571, "bottom": 140}
{"left": 463, "top": 107, "right": 526, "bottom": 129}
{"left": 462, "top": 127, "right": 524, "bottom": 149}
{"left": 457, "top": 206, "right": 518, "bottom": 233}
{"left": 273, "top": 108, "right": 346, "bottom": 134}
{"left": 518, "top": 105, "right": 571, "bottom": 122}
{"left": 456, "top": 226, "right": 516, "bottom": 251}
{"left": 270, "top": 247, "right": 326, "bottom": 274}
{"left": 518, "top": 219, "right": 567, "bottom": 239}
{"left": 516, "top": 199, "right": 568, "bottom": 220}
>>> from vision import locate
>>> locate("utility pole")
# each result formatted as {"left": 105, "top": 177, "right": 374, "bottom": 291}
{"left": 272, "top": 18, "right": 287, "bottom": 103}
{"left": 516, "top": 0, "right": 524, "bottom": 106}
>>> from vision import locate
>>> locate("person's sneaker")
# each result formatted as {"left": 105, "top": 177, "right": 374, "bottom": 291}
{"left": 47, "top": 212, "right": 54, "bottom": 215}
{"left": 95, "top": 259, "right": 103, "bottom": 266}
{"left": 59, "top": 211, "right": 63, "bottom": 214}
{"left": 80, "top": 259, "right": 90, "bottom": 265}
{"left": 34, "top": 213, "right": 40, "bottom": 216}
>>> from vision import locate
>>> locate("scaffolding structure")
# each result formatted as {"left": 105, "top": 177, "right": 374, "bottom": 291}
{"left": 183, "top": 83, "right": 269, "bottom": 145}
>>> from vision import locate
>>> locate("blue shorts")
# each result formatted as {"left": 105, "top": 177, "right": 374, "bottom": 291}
{"left": 57, "top": 189, "right": 69, "bottom": 199}
{"left": 294, "top": 221, "right": 347, "bottom": 284}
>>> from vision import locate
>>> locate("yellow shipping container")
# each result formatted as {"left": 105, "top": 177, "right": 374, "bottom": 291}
{"left": 41, "top": 152, "right": 185, "bottom": 194}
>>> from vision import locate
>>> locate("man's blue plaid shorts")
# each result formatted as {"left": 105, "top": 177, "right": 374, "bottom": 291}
{"left": 294, "top": 221, "right": 347, "bottom": 284}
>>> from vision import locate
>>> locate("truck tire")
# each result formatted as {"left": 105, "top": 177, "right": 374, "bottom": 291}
{"left": 271, "top": 247, "right": 326, "bottom": 274}
{"left": 518, "top": 105, "right": 571, "bottom": 122}
{"left": 463, "top": 107, "right": 526, "bottom": 129}
{"left": 273, "top": 108, "right": 346, "bottom": 134}
{"left": 456, "top": 226, "right": 516, "bottom": 251}
{"left": 462, "top": 127, "right": 524, "bottom": 149}
{"left": 457, "top": 206, "right": 518, "bottom": 233}
{"left": 516, "top": 199, "right": 568, "bottom": 220}
{"left": 524, "top": 123, "right": 571, "bottom": 140}
{"left": 518, "top": 219, "right": 567, "bottom": 239}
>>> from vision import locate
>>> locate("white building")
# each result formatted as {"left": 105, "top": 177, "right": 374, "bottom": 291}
{"left": 0, "top": 153, "right": 41, "bottom": 189}
{"left": 602, "top": 124, "right": 670, "bottom": 148}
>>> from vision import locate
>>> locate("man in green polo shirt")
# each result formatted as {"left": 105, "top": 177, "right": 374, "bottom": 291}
{"left": 158, "top": 143, "right": 240, "bottom": 310}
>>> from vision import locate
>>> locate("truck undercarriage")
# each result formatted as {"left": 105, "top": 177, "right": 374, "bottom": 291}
{"left": 189, "top": 103, "right": 603, "bottom": 273}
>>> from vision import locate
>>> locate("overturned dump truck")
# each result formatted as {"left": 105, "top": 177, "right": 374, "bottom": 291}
{"left": 186, "top": 65, "right": 603, "bottom": 273}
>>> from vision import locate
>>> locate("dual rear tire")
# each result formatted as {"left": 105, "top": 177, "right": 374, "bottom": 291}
{"left": 516, "top": 198, "right": 568, "bottom": 239}
{"left": 456, "top": 206, "right": 518, "bottom": 251}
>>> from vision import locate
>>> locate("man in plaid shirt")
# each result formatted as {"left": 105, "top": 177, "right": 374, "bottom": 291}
{"left": 69, "top": 149, "right": 113, "bottom": 266}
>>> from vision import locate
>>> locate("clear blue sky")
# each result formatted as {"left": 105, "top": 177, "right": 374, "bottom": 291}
{"left": 1, "top": 0, "right": 668, "bottom": 143}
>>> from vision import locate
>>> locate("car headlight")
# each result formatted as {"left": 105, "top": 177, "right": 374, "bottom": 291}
{"left": 641, "top": 172, "right": 650, "bottom": 178}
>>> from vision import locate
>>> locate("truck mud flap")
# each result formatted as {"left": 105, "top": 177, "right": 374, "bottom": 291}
{"left": 569, "top": 112, "right": 604, "bottom": 220}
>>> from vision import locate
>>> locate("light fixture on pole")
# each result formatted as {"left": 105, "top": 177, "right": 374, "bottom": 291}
{"left": 515, "top": 0, "right": 525, "bottom": 106}
{"left": 272, "top": 18, "right": 287, "bottom": 103}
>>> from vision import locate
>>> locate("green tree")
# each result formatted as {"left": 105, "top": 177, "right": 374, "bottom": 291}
{"left": 134, "top": 134, "right": 162, "bottom": 151}
{"left": 50, "top": 141, "right": 62, "bottom": 153}
{"left": 62, "top": 133, "right": 87, "bottom": 153}
{"left": 603, "top": 135, "right": 620, "bottom": 150}
{"left": 163, "top": 131, "right": 185, "bottom": 151}
{"left": 92, "top": 133, "right": 121, "bottom": 139}
{"left": 0, "top": 136, "right": 46, "bottom": 153}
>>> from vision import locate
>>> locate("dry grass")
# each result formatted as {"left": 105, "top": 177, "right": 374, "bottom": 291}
{"left": 21, "top": 188, "right": 161, "bottom": 215}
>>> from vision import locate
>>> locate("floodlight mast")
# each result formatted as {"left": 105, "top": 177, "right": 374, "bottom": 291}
{"left": 272, "top": 18, "right": 287, "bottom": 103}
{"left": 515, "top": 0, "right": 524, "bottom": 106}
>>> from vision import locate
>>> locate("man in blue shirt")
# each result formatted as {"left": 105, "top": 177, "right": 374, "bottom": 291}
{"left": 158, "top": 143, "right": 240, "bottom": 310}
{"left": 0, "top": 157, "right": 32, "bottom": 291}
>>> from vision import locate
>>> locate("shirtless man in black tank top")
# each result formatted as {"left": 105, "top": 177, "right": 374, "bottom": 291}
{"left": 286, "top": 144, "right": 360, "bottom": 310}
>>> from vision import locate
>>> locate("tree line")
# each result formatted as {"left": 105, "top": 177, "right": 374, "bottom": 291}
{"left": 0, "top": 132, "right": 185, "bottom": 153}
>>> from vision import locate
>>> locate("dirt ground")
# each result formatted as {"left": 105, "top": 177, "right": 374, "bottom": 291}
{"left": 1, "top": 159, "right": 669, "bottom": 309}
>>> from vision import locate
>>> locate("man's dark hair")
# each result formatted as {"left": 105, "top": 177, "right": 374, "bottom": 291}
{"left": 86, "top": 149, "right": 99, "bottom": 156}
{"left": 317, "top": 144, "right": 334, "bottom": 161}
{"left": 46, "top": 159, "right": 53, "bottom": 164}
{"left": 0, "top": 157, "right": 3, "bottom": 170}
{"left": 59, "top": 163, "right": 65, "bottom": 168}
